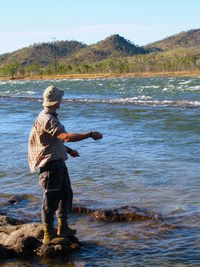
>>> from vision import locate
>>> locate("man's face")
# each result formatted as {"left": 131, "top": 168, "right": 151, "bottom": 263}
{"left": 54, "top": 101, "right": 61, "bottom": 109}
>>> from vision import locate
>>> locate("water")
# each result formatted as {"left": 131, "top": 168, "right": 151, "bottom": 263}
{"left": 0, "top": 77, "right": 200, "bottom": 266}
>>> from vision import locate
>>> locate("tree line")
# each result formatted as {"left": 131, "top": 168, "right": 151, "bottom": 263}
{"left": 1, "top": 48, "right": 200, "bottom": 78}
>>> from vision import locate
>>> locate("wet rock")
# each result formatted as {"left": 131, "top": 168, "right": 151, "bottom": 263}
{"left": 36, "top": 236, "right": 80, "bottom": 257}
{"left": 8, "top": 195, "right": 20, "bottom": 205}
{"left": 72, "top": 205, "right": 163, "bottom": 222}
{"left": 0, "top": 244, "right": 16, "bottom": 259}
{"left": 0, "top": 214, "right": 80, "bottom": 259}
{"left": 1, "top": 194, "right": 163, "bottom": 223}
{"left": 0, "top": 214, "right": 29, "bottom": 226}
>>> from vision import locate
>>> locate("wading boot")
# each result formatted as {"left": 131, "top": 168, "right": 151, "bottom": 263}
{"left": 43, "top": 223, "right": 65, "bottom": 245}
{"left": 57, "top": 218, "right": 77, "bottom": 238}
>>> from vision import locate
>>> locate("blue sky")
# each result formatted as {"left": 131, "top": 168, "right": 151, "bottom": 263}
{"left": 0, "top": 0, "right": 199, "bottom": 54}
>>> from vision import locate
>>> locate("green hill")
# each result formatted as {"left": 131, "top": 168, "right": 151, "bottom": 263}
{"left": 126, "top": 47, "right": 200, "bottom": 73}
{"left": 57, "top": 34, "right": 148, "bottom": 64}
{"left": 92, "top": 34, "right": 146, "bottom": 56}
{"left": 0, "top": 34, "right": 148, "bottom": 66}
{"left": 0, "top": 40, "right": 86, "bottom": 66}
{"left": 145, "top": 29, "right": 200, "bottom": 51}
{"left": 1, "top": 29, "right": 200, "bottom": 78}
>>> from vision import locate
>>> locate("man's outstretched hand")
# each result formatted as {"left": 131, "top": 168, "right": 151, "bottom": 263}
{"left": 91, "top": 131, "right": 103, "bottom": 140}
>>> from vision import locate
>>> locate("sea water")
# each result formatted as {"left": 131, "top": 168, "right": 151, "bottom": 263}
{"left": 0, "top": 77, "right": 200, "bottom": 266}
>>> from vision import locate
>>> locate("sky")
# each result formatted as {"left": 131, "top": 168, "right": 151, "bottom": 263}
{"left": 0, "top": 0, "right": 200, "bottom": 54}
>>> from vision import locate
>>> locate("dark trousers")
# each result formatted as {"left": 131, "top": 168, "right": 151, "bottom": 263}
{"left": 39, "top": 160, "right": 73, "bottom": 225}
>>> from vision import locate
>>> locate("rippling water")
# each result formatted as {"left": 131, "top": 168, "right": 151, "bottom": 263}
{"left": 0, "top": 77, "right": 200, "bottom": 266}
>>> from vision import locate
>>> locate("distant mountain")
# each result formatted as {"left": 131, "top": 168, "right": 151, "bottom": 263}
{"left": 1, "top": 29, "right": 200, "bottom": 68}
{"left": 61, "top": 34, "right": 148, "bottom": 64}
{"left": 145, "top": 29, "right": 200, "bottom": 51}
{"left": 0, "top": 34, "right": 148, "bottom": 66}
{"left": 0, "top": 40, "right": 86, "bottom": 66}
{"left": 92, "top": 34, "right": 146, "bottom": 56}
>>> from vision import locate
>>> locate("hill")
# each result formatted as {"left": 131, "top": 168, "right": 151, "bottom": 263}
{"left": 126, "top": 46, "right": 200, "bottom": 73}
{"left": 1, "top": 29, "right": 200, "bottom": 78}
{"left": 64, "top": 34, "right": 147, "bottom": 64}
{"left": 91, "top": 34, "right": 146, "bottom": 56}
{"left": 145, "top": 29, "right": 200, "bottom": 51}
{"left": 0, "top": 34, "right": 148, "bottom": 66}
{"left": 0, "top": 40, "right": 86, "bottom": 66}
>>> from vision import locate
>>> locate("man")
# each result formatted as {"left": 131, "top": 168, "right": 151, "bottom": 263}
{"left": 28, "top": 85, "right": 103, "bottom": 244}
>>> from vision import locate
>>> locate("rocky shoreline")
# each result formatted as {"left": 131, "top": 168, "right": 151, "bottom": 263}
{"left": 0, "top": 206, "right": 162, "bottom": 259}
{"left": 72, "top": 205, "right": 163, "bottom": 223}
{"left": 0, "top": 214, "right": 81, "bottom": 259}
{"left": 0, "top": 195, "right": 163, "bottom": 259}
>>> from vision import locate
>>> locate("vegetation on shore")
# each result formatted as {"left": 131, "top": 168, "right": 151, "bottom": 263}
{"left": 1, "top": 29, "right": 200, "bottom": 79}
{"left": 1, "top": 70, "right": 200, "bottom": 81}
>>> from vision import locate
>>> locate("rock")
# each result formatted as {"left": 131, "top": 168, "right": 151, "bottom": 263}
{"left": 0, "top": 196, "right": 163, "bottom": 259}
{"left": 1, "top": 194, "right": 163, "bottom": 223}
{"left": 0, "top": 214, "right": 28, "bottom": 226}
{"left": 35, "top": 235, "right": 81, "bottom": 257}
{"left": 0, "top": 244, "right": 16, "bottom": 259}
{"left": 0, "top": 214, "right": 80, "bottom": 259}
{"left": 35, "top": 243, "right": 71, "bottom": 257}
{"left": 8, "top": 195, "right": 19, "bottom": 205}
{"left": 72, "top": 205, "right": 163, "bottom": 222}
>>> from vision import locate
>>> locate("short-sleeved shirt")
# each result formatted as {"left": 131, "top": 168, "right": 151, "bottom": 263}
{"left": 28, "top": 108, "right": 67, "bottom": 173}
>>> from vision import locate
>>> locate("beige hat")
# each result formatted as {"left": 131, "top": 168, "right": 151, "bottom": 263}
{"left": 43, "top": 85, "right": 64, "bottom": 107}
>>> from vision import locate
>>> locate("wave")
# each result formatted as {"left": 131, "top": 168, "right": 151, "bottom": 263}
{"left": 179, "top": 80, "right": 192, "bottom": 85}
{"left": 0, "top": 95, "right": 200, "bottom": 107}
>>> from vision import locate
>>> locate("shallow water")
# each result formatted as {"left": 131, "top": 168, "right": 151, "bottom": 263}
{"left": 0, "top": 77, "right": 200, "bottom": 266}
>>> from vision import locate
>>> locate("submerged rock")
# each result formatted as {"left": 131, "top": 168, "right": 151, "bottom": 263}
{"left": 0, "top": 214, "right": 80, "bottom": 259}
{"left": 0, "top": 195, "right": 163, "bottom": 259}
{"left": 72, "top": 205, "right": 163, "bottom": 222}
{"left": 1, "top": 194, "right": 163, "bottom": 223}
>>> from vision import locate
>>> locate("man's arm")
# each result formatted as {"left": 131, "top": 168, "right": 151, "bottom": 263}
{"left": 57, "top": 131, "right": 103, "bottom": 142}
{"left": 65, "top": 146, "right": 80, "bottom": 157}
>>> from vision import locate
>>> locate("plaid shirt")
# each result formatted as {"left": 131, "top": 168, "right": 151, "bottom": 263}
{"left": 28, "top": 108, "right": 67, "bottom": 173}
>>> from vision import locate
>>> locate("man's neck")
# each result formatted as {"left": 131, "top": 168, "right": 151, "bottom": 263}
{"left": 44, "top": 106, "right": 57, "bottom": 115}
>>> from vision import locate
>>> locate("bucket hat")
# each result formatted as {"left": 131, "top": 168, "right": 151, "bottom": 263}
{"left": 43, "top": 85, "right": 64, "bottom": 107}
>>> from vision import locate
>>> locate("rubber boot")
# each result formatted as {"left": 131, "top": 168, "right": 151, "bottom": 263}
{"left": 43, "top": 223, "right": 65, "bottom": 245}
{"left": 57, "top": 218, "right": 77, "bottom": 237}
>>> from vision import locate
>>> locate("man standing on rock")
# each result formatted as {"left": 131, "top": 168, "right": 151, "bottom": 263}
{"left": 28, "top": 85, "right": 103, "bottom": 244}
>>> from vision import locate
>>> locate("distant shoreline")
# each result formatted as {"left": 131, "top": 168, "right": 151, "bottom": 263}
{"left": 1, "top": 71, "right": 200, "bottom": 81}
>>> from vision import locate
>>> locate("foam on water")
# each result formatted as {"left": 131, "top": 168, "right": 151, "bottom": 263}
{"left": 179, "top": 80, "right": 192, "bottom": 85}
{"left": 1, "top": 95, "right": 200, "bottom": 107}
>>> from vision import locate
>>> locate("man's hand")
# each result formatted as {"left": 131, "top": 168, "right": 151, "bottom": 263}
{"left": 69, "top": 149, "right": 80, "bottom": 158}
{"left": 90, "top": 131, "right": 103, "bottom": 140}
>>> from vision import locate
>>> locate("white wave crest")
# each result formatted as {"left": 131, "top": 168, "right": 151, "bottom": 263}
{"left": 179, "top": 80, "right": 192, "bottom": 85}
{"left": 0, "top": 95, "right": 200, "bottom": 107}
{"left": 65, "top": 98, "right": 200, "bottom": 107}
{"left": 190, "top": 85, "right": 200, "bottom": 90}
